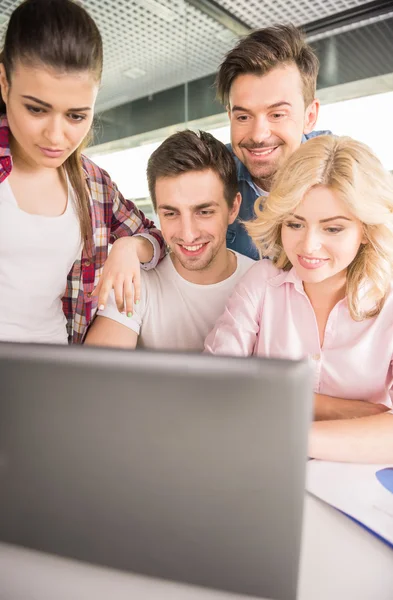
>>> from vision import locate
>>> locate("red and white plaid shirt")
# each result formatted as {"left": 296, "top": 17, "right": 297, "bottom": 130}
{"left": 0, "top": 115, "right": 165, "bottom": 343}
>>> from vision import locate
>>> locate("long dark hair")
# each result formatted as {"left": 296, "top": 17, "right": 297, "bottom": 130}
{"left": 0, "top": 0, "right": 103, "bottom": 244}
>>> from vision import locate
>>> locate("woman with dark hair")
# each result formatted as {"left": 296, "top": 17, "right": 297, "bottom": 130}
{"left": 0, "top": 0, "right": 165, "bottom": 344}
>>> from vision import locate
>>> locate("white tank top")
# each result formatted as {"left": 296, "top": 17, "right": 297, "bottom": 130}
{"left": 0, "top": 176, "right": 82, "bottom": 344}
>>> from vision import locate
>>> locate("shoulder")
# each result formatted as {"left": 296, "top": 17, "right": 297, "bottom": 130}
{"left": 81, "top": 154, "right": 114, "bottom": 187}
{"left": 247, "top": 258, "right": 282, "bottom": 281}
{"left": 304, "top": 129, "right": 333, "bottom": 141}
{"left": 376, "top": 283, "right": 393, "bottom": 320}
{"left": 233, "top": 258, "right": 282, "bottom": 303}
{"left": 140, "top": 255, "right": 173, "bottom": 286}
{"left": 81, "top": 154, "right": 130, "bottom": 213}
{"left": 137, "top": 256, "right": 175, "bottom": 309}
{"left": 233, "top": 251, "right": 257, "bottom": 276}
{"left": 0, "top": 114, "right": 10, "bottom": 149}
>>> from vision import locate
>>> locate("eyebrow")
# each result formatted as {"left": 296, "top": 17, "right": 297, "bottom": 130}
{"left": 158, "top": 201, "right": 220, "bottom": 211}
{"left": 21, "top": 95, "right": 91, "bottom": 112}
{"left": 231, "top": 101, "right": 292, "bottom": 113}
{"left": 291, "top": 214, "right": 352, "bottom": 223}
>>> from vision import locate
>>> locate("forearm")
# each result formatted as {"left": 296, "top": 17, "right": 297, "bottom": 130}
{"left": 112, "top": 235, "right": 154, "bottom": 264}
{"left": 314, "top": 393, "right": 389, "bottom": 421}
{"left": 133, "top": 235, "right": 154, "bottom": 264}
{"left": 309, "top": 413, "right": 393, "bottom": 463}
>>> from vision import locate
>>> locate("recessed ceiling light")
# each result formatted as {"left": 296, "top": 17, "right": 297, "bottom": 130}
{"left": 132, "top": 0, "right": 177, "bottom": 23}
{"left": 216, "top": 29, "right": 238, "bottom": 43}
{"left": 123, "top": 67, "right": 146, "bottom": 80}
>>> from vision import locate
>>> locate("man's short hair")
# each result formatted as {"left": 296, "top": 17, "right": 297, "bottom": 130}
{"left": 147, "top": 130, "right": 239, "bottom": 210}
{"left": 216, "top": 24, "right": 319, "bottom": 108}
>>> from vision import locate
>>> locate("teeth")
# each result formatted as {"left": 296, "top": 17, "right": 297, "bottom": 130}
{"left": 183, "top": 244, "right": 204, "bottom": 251}
{"left": 250, "top": 148, "right": 275, "bottom": 156}
{"left": 301, "top": 257, "right": 325, "bottom": 264}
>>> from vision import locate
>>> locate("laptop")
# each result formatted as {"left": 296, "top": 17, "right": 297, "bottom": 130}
{"left": 0, "top": 342, "right": 313, "bottom": 600}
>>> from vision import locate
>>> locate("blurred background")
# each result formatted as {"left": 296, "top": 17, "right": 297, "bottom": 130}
{"left": 1, "top": 0, "right": 392, "bottom": 221}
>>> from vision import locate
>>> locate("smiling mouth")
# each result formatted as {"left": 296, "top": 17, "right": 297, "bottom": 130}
{"left": 178, "top": 242, "right": 208, "bottom": 256}
{"left": 244, "top": 146, "right": 278, "bottom": 158}
{"left": 182, "top": 244, "right": 204, "bottom": 251}
{"left": 298, "top": 255, "right": 329, "bottom": 267}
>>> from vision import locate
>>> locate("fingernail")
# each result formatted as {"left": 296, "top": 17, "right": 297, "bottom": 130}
{"left": 99, "top": 304, "right": 105, "bottom": 311}
{"left": 127, "top": 312, "right": 133, "bottom": 318}
{"left": 135, "top": 299, "right": 140, "bottom": 305}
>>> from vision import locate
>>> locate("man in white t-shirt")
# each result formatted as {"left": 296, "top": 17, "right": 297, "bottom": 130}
{"left": 85, "top": 130, "right": 255, "bottom": 351}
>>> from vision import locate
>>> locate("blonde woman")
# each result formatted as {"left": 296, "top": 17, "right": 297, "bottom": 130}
{"left": 205, "top": 135, "right": 393, "bottom": 463}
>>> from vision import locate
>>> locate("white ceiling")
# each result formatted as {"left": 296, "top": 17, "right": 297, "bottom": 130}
{"left": 219, "top": 0, "right": 366, "bottom": 27}
{"left": 0, "top": 0, "right": 388, "bottom": 112}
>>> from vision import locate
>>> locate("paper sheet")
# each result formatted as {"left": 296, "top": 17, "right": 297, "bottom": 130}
{"left": 306, "top": 461, "right": 393, "bottom": 547}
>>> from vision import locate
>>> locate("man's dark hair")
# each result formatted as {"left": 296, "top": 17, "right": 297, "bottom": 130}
{"left": 216, "top": 24, "right": 319, "bottom": 108}
{"left": 147, "top": 130, "right": 239, "bottom": 209}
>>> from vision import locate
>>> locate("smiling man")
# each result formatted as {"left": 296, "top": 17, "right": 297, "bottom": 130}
{"left": 216, "top": 24, "right": 331, "bottom": 259}
{"left": 85, "top": 130, "right": 254, "bottom": 351}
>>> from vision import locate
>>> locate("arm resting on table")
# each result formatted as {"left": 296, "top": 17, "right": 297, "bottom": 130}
{"left": 314, "top": 393, "right": 389, "bottom": 421}
{"left": 309, "top": 412, "right": 393, "bottom": 463}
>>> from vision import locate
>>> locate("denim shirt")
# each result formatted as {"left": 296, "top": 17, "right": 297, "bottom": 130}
{"left": 226, "top": 130, "right": 332, "bottom": 259}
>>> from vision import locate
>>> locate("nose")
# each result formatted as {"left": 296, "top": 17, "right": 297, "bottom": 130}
{"left": 180, "top": 214, "right": 200, "bottom": 243}
{"left": 250, "top": 116, "right": 271, "bottom": 143}
{"left": 301, "top": 229, "right": 322, "bottom": 255}
{"left": 43, "top": 116, "right": 65, "bottom": 147}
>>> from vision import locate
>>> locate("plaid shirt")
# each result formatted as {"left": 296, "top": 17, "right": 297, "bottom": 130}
{"left": 0, "top": 115, "right": 165, "bottom": 343}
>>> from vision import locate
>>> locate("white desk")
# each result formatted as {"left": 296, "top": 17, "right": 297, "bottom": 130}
{"left": 0, "top": 493, "right": 392, "bottom": 600}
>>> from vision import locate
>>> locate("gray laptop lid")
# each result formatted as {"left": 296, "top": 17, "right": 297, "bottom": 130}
{"left": 0, "top": 342, "right": 313, "bottom": 600}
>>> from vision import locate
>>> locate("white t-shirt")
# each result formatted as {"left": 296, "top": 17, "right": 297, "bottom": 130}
{"left": 0, "top": 177, "right": 82, "bottom": 344}
{"left": 99, "top": 251, "right": 254, "bottom": 352}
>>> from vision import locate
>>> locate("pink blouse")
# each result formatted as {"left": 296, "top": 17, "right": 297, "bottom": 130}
{"left": 205, "top": 260, "right": 393, "bottom": 407}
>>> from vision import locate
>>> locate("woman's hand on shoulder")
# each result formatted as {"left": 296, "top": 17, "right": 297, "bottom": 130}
{"left": 93, "top": 236, "right": 152, "bottom": 315}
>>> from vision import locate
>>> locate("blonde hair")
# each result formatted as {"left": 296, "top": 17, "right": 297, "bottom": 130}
{"left": 246, "top": 135, "right": 393, "bottom": 320}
